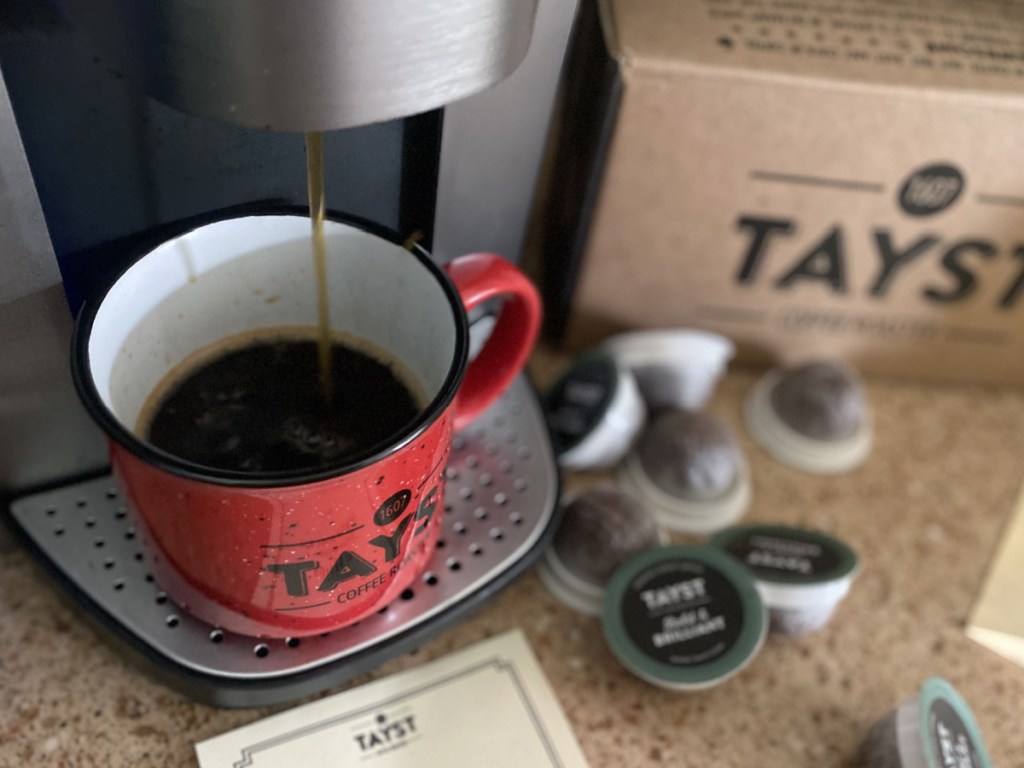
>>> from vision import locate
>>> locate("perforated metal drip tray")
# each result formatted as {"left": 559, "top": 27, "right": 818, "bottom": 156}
{"left": 8, "top": 376, "right": 559, "bottom": 708}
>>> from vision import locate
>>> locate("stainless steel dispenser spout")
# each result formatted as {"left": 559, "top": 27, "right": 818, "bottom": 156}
{"left": 63, "top": 0, "right": 539, "bottom": 131}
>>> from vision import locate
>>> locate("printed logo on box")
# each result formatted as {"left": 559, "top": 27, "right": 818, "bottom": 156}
{"left": 734, "top": 162, "right": 1024, "bottom": 311}
{"left": 898, "top": 163, "right": 965, "bottom": 217}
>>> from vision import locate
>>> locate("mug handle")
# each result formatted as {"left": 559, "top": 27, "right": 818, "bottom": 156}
{"left": 443, "top": 253, "right": 542, "bottom": 431}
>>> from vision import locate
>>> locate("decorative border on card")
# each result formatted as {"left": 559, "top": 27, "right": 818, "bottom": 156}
{"left": 230, "top": 656, "right": 567, "bottom": 767}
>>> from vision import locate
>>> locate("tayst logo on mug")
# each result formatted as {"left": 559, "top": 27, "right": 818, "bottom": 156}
{"left": 264, "top": 484, "right": 441, "bottom": 602}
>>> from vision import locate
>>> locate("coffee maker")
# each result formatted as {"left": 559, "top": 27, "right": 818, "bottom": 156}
{"left": 1, "top": 0, "right": 574, "bottom": 705}
{"left": 0, "top": 0, "right": 578, "bottom": 495}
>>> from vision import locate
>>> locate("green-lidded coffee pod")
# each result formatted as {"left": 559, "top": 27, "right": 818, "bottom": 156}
{"left": 710, "top": 524, "right": 859, "bottom": 635}
{"left": 859, "top": 677, "right": 993, "bottom": 768}
{"left": 602, "top": 546, "right": 766, "bottom": 691}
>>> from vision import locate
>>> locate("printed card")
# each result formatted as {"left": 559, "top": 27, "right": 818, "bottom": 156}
{"left": 195, "top": 630, "right": 590, "bottom": 767}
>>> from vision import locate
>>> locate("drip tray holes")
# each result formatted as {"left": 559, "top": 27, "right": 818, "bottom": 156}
{"left": 8, "top": 377, "right": 556, "bottom": 685}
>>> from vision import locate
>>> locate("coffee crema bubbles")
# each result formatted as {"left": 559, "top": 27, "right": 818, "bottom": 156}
{"left": 138, "top": 327, "right": 426, "bottom": 474}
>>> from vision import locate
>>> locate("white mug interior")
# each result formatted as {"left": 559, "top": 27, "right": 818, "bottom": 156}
{"left": 86, "top": 215, "right": 460, "bottom": 440}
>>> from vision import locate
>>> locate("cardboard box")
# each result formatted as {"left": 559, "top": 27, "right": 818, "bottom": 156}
{"left": 539, "top": 0, "right": 1024, "bottom": 383}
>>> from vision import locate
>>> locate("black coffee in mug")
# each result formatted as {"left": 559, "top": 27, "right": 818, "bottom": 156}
{"left": 138, "top": 327, "right": 425, "bottom": 474}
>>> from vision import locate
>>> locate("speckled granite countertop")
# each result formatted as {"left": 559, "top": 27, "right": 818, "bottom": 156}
{"left": 2, "top": 349, "right": 1024, "bottom": 766}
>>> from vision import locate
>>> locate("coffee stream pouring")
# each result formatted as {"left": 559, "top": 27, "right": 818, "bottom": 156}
{"left": 57, "top": 0, "right": 542, "bottom": 460}
{"left": 0, "top": 0, "right": 571, "bottom": 702}
{"left": 0, "top": 0, "right": 577, "bottom": 496}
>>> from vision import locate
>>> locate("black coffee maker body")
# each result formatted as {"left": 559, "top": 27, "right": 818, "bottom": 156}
{"left": 0, "top": 0, "right": 578, "bottom": 501}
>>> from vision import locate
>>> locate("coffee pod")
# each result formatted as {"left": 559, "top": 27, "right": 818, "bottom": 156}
{"left": 545, "top": 352, "right": 646, "bottom": 471}
{"left": 710, "top": 524, "right": 859, "bottom": 635}
{"left": 619, "top": 408, "right": 750, "bottom": 534}
{"left": 537, "top": 485, "right": 664, "bottom": 616}
{"left": 602, "top": 546, "right": 766, "bottom": 691}
{"left": 745, "top": 359, "right": 872, "bottom": 474}
{"left": 602, "top": 329, "right": 734, "bottom": 411}
{"left": 858, "top": 677, "right": 993, "bottom": 768}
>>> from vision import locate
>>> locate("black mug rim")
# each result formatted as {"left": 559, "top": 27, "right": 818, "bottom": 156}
{"left": 70, "top": 209, "right": 470, "bottom": 489}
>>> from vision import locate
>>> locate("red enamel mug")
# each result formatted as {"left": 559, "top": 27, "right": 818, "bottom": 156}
{"left": 71, "top": 213, "right": 540, "bottom": 638}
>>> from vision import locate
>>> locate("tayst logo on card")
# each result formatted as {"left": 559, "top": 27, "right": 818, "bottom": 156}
{"left": 352, "top": 712, "right": 420, "bottom": 756}
{"left": 733, "top": 163, "right": 1024, "bottom": 310}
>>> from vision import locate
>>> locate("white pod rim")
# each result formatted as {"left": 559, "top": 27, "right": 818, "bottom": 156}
{"left": 537, "top": 547, "right": 605, "bottom": 617}
{"left": 618, "top": 447, "right": 751, "bottom": 535}
{"left": 744, "top": 368, "right": 872, "bottom": 474}
{"left": 538, "top": 505, "right": 670, "bottom": 617}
